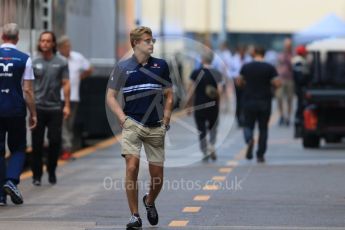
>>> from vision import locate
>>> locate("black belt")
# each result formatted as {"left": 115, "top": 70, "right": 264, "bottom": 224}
{"left": 128, "top": 117, "right": 161, "bottom": 128}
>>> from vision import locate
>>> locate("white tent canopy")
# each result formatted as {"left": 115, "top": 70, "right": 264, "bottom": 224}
{"left": 307, "top": 38, "right": 345, "bottom": 52}
{"left": 293, "top": 14, "right": 345, "bottom": 45}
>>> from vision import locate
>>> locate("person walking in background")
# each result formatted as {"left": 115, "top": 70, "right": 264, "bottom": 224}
{"left": 31, "top": 31, "right": 70, "bottom": 186}
{"left": 0, "top": 23, "right": 37, "bottom": 205}
{"left": 238, "top": 46, "right": 281, "bottom": 163}
{"left": 276, "top": 38, "right": 294, "bottom": 126}
{"left": 106, "top": 26, "right": 173, "bottom": 229}
{"left": 212, "top": 41, "right": 232, "bottom": 113}
{"left": 292, "top": 45, "right": 310, "bottom": 138}
{"left": 231, "top": 44, "right": 252, "bottom": 127}
{"left": 185, "top": 50, "right": 223, "bottom": 161}
{"left": 57, "top": 35, "right": 93, "bottom": 160}
{"left": 212, "top": 41, "right": 232, "bottom": 80}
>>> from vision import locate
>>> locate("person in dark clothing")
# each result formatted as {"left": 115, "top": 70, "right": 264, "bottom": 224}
{"left": 0, "top": 23, "right": 37, "bottom": 206}
{"left": 186, "top": 50, "right": 223, "bottom": 161}
{"left": 31, "top": 31, "right": 70, "bottom": 186}
{"left": 238, "top": 46, "right": 281, "bottom": 163}
{"left": 292, "top": 45, "right": 309, "bottom": 138}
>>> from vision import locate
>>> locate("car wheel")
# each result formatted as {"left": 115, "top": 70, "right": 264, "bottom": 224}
{"left": 303, "top": 134, "right": 320, "bottom": 148}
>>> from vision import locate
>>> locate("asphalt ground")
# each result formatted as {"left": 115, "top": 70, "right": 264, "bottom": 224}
{"left": 1, "top": 106, "right": 345, "bottom": 230}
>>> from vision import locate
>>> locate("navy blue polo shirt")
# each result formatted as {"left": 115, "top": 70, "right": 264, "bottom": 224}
{"left": 0, "top": 44, "right": 33, "bottom": 117}
{"left": 108, "top": 55, "right": 172, "bottom": 126}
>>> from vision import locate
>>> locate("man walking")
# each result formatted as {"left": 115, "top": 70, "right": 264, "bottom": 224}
{"left": 31, "top": 31, "right": 70, "bottom": 186}
{"left": 0, "top": 23, "right": 37, "bottom": 205}
{"left": 292, "top": 45, "right": 309, "bottom": 138}
{"left": 276, "top": 38, "right": 294, "bottom": 126}
{"left": 238, "top": 47, "right": 281, "bottom": 163}
{"left": 186, "top": 50, "right": 223, "bottom": 161}
{"left": 57, "top": 35, "right": 93, "bottom": 160}
{"left": 106, "top": 26, "right": 173, "bottom": 229}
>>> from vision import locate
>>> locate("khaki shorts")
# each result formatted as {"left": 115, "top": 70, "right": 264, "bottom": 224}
{"left": 275, "top": 79, "right": 294, "bottom": 101}
{"left": 121, "top": 117, "right": 166, "bottom": 163}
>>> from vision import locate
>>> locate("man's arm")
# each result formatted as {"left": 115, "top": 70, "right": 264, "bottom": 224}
{"left": 217, "top": 83, "right": 223, "bottom": 100}
{"left": 23, "top": 80, "right": 37, "bottom": 129}
{"left": 62, "top": 79, "right": 71, "bottom": 119}
{"left": 106, "top": 88, "right": 127, "bottom": 127}
{"left": 236, "top": 75, "right": 245, "bottom": 88}
{"left": 184, "top": 81, "right": 195, "bottom": 115}
{"left": 80, "top": 66, "right": 93, "bottom": 80}
{"left": 162, "top": 87, "right": 174, "bottom": 126}
{"left": 80, "top": 54, "right": 93, "bottom": 80}
{"left": 271, "top": 76, "right": 282, "bottom": 89}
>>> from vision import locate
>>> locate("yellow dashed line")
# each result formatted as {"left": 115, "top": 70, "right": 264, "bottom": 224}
{"left": 203, "top": 184, "right": 220, "bottom": 191}
{"left": 218, "top": 167, "right": 233, "bottom": 173}
{"left": 169, "top": 220, "right": 189, "bottom": 227}
{"left": 212, "top": 176, "right": 226, "bottom": 182}
{"left": 226, "top": 160, "right": 239, "bottom": 167}
{"left": 234, "top": 148, "right": 246, "bottom": 160}
{"left": 193, "top": 195, "right": 210, "bottom": 201}
{"left": 182, "top": 206, "right": 201, "bottom": 213}
{"left": 170, "top": 111, "right": 281, "bottom": 227}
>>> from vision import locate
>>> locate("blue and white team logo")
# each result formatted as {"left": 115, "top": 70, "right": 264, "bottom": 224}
{"left": 126, "top": 70, "right": 137, "bottom": 75}
{"left": 0, "top": 63, "right": 14, "bottom": 77}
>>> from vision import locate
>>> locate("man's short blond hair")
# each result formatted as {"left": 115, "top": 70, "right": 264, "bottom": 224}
{"left": 130, "top": 26, "right": 152, "bottom": 48}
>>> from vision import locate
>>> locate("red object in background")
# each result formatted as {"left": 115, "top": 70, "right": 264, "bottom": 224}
{"left": 304, "top": 109, "right": 318, "bottom": 130}
{"left": 296, "top": 45, "right": 307, "bottom": 56}
{"left": 60, "top": 151, "right": 72, "bottom": 161}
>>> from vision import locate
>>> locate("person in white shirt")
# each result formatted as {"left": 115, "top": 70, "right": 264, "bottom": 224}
{"left": 212, "top": 41, "right": 232, "bottom": 80}
{"left": 212, "top": 41, "right": 232, "bottom": 112}
{"left": 231, "top": 45, "right": 252, "bottom": 127}
{"left": 57, "top": 35, "right": 93, "bottom": 160}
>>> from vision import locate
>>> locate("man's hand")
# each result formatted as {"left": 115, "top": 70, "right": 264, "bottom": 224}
{"left": 186, "top": 106, "right": 193, "bottom": 116}
{"left": 63, "top": 105, "right": 71, "bottom": 119}
{"left": 29, "top": 115, "right": 37, "bottom": 130}
{"left": 120, "top": 116, "right": 127, "bottom": 128}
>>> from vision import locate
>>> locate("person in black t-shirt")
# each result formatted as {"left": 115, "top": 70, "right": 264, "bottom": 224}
{"left": 238, "top": 46, "right": 281, "bottom": 163}
{"left": 185, "top": 50, "right": 223, "bottom": 161}
{"left": 292, "top": 45, "right": 309, "bottom": 138}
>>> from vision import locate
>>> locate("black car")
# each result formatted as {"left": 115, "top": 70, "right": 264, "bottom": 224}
{"left": 299, "top": 39, "right": 345, "bottom": 148}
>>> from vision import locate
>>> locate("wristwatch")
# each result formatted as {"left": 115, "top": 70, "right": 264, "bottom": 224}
{"left": 163, "top": 123, "right": 170, "bottom": 131}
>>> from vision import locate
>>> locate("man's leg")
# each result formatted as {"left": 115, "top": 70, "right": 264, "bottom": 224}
{"left": 243, "top": 105, "right": 257, "bottom": 160}
{"left": 121, "top": 119, "right": 143, "bottom": 228}
{"left": 194, "top": 113, "right": 207, "bottom": 157}
{"left": 61, "top": 102, "right": 78, "bottom": 158}
{"left": 235, "top": 86, "right": 244, "bottom": 126}
{"left": 208, "top": 110, "right": 219, "bottom": 160}
{"left": 208, "top": 110, "right": 219, "bottom": 146}
{"left": 125, "top": 155, "right": 140, "bottom": 214}
{"left": 286, "top": 80, "right": 294, "bottom": 125}
{"left": 146, "top": 163, "right": 163, "bottom": 205}
{"left": 6, "top": 116, "right": 26, "bottom": 184}
{"left": 0, "top": 119, "right": 7, "bottom": 203}
{"left": 243, "top": 108, "right": 256, "bottom": 144}
{"left": 46, "top": 110, "right": 63, "bottom": 184}
{"left": 2, "top": 117, "right": 26, "bottom": 204}
{"left": 31, "top": 110, "right": 46, "bottom": 182}
{"left": 142, "top": 125, "right": 165, "bottom": 226}
{"left": 276, "top": 86, "right": 285, "bottom": 125}
{"left": 257, "top": 102, "right": 271, "bottom": 160}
